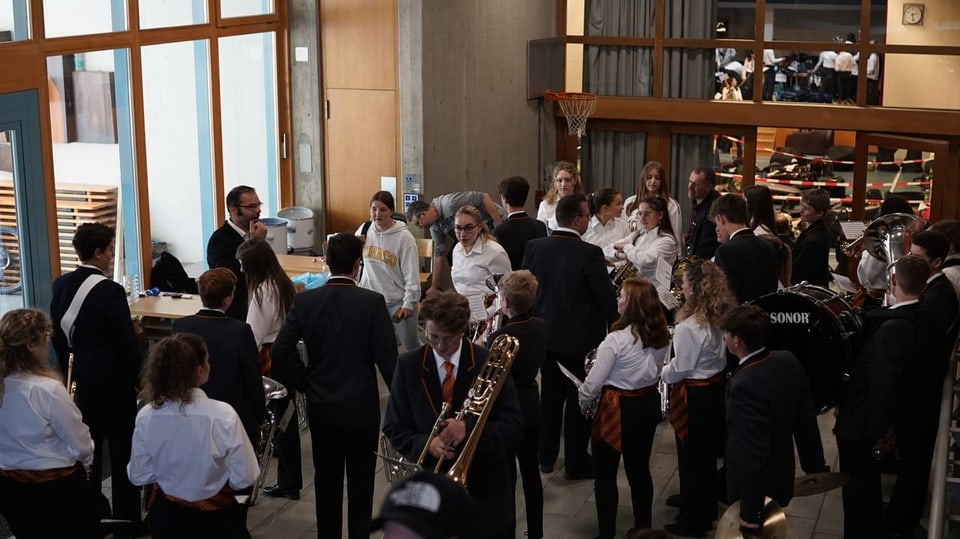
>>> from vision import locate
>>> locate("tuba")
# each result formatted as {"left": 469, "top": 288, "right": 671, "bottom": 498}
{"left": 250, "top": 376, "right": 295, "bottom": 505}
{"left": 861, "top": 212, "right": 927, "bottom": 290}
{"left": 581, "top": 349, "right": 599, "bottom": 418}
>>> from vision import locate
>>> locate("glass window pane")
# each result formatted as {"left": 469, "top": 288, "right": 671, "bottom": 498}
{"left": 661, "top": 48, "right": 715, "bottom": 100}
{"left": 863, "top": 147, "right": 931, "bottom": 221}
{"left": 43, "top": 0, "right": 126, "bottom": 38}
{"left": 879, "top": 0, "right": 960, "bottom": 47}
{"left": 0, "top": 130, "right": 25, "bottom": 309}
{"left": 715, "top": 3, "right": 754, "bottom": 40}
{"left": 139, "top": 0, "right": 207, "bottom": 30}
{"left": 665, "top": 1, "right": 717, "bottom": 39}
{"left": 142, "top": 40, "right": 211, "bottom": 276}
{"left": 218, "top": 32, "right": 279, "bottom": 219}
{"left": 584, "top": 46, "right": 653, "bottom": 97}
{"left": 881, "top": 54, "right": 959, "bottom": 110}
{"left": 220, "top": 0, "right": 274, "bottom": 19}
{"left": 45, "top": 50, "right": 139, "bottom": 281}
{"left": 765, "top": 3, "right": 863, "bottom": 44}
{"left": 0, "top": 0, "right": 31, "bottom": 41}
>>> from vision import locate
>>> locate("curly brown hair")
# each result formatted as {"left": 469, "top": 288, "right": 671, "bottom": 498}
{"left": 611, "top": 278, "right": 670, "bottom": 348}
{"left": 543, "top": 161, "right": 584, "bottom": 204}
{"left": 676, "top": 260, "right": 735, "bottom": 326}
{"left": 140, "top": 334, "right": 208, "bottom": 409}
{"left": 420, "top": 291, "right": 471, "bottom": 334}
{"left": 0, "top": 309, "right": 57, "bottom": 398}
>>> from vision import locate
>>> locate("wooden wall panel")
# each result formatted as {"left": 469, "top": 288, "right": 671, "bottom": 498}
{"left": 320, "top": 0, "right": 397, "bottom": 90}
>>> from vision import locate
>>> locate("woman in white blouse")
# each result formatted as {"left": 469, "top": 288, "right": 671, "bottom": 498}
{"left": 451, "top": 205, "right": 512, "bottom": 322}
{"left": 622, "top": 161, "right": 683, "bottom": 249}
{"left": 613, "top": 197, "right": 679, "bottom": 305}
{"left": 0, "top": 309, "right": 97, "bottom": 538}
{"left": 578, "top": 278, "right": 670, "bottom": 539}
{"left": 583, "top": 188, "right": 630, "bottom": 258}
{"left": 237, "top": 237, "right": 296, "bottom": 376}
{"left": 537, "top": 160, "right": 583, "bottom": 231}
{"left": 659, "top": 260, "right": 734, "bottom": 537}
{"left": 128, "top": 334, "right": 259, "bottom": 538}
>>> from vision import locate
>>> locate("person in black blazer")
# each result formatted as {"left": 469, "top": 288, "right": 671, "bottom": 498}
{"left": 884, "top": 230, "right": 960, "bottom": 538}
{"left": 835, "top": 256, "right": 929, "bottom": 539}
{"left": 206, "top": 185, "right": 267, "bottom": 320}
{"left": 171, "top": 268, "right": 265, "bottom": 447}
{"left": 684, "top": 167, "right": 721, "bottom": 259}
{"left": 791, "top": 189, "right": 833, "bottom": 287}
{"left": 711, "top": 194, "right": 778, "bottom": 303}
{"left": 383, "top": 290, "right": 523, "bottom": 539}
{"left": 522, "top": 193, "right": 618, "bottom": 478}
{"left": 270, "top": 233, "right": 397, "bottom": 539}
{"left": 485, "top": 270, "right": 547, "bottom": 539}
{"left": 49, "top": 223, "right": 143, "bottom": 537}
{"left": 720, "top": 305, "right": 827, "bottom": 536}
{"left": 494, "top": 176, "right": 547, "bottom": 270}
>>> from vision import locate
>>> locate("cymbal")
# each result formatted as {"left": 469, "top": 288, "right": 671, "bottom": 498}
{"left": 793, "top": 472, "right": 850, "bottom": 497}
{"left": 715, "top": 497, "right": 787, "bottom": 539}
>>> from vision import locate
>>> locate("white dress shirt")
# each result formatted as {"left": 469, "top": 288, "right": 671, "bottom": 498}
{"left": 583, "top": 215, "right": 630, "bottom": 257}
{"left": 128, "top": 388, "right": 259, "bottom": 502}
{"left": 0, "top": 373, "right": 94, "bottom": 470}
{"left": 536, "top": 200, "right": 558, "bottom": 231}
{"left": 432, "top": 342, "right": 464, "bottom": 386}
{"left": 622, "top": 196, "right": 683, "bottom": 252}
{"left": 226, "top": 219, "right": 249, "bottom": 240}
{"left": 619, "top": 227, "right": 678, "bottom": 291}
{"left": 762, "top": 49, "right": 783, "bottom": 70}
{"left": 579, "top": 327, "right": 668, "bottom": 409}
{"left": 451, "top": 238, "right": 512, "bottom": 321}
{"left": 835, "top": 51, "right": 855, "bottom": 73}
{"left": 814, "top": 51, "right": 837, "bottom": 71}
{"left": 866, "top": 53, "right": 880, "bottom": 81}
{"left": 246, "top": 281, "right": 284, "bottom": 346}
{"left": 660, "top": 317, "right": 727, "bottom": 384}
{"left": 942, "top": 255, "right": 960, "bottom": 296}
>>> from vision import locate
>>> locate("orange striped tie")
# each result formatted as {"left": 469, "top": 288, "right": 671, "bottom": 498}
{"left": 442, "top": 361, "right": 455, "bottom": 403}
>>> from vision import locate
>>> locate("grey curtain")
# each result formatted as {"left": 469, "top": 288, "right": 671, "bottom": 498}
{"left": 582, "top": 131, "right": 646, "bottom": 194}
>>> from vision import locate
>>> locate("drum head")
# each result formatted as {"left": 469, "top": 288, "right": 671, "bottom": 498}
{"left": 751, "top": 286, "right": 859, "bottom": 412}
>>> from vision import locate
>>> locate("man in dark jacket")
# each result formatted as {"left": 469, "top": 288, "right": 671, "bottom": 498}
{"left": 206, "top": 185, "right": 267, "bottom": 320}
{"left": 791, "top": 188, "right": 833, "bottom": 287}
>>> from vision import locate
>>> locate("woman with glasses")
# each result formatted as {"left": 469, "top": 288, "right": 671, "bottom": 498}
{"left": 355, "top": 191, "right": 421, "bottom": 351}
{"left": 659, "top": 260, "right": 734, "bottom": 537}
{"left": 583, "top": 188, "right": 630, "bottom": 259}
{"left": 128, "top": 334, "right": 259, "bottom": 538}
{"left": 578, "top": 278, "right": 670, "bottom": 539}
{"left": 613, "top": 197, "right": 679, "bottom": 307}
{"left": 235, "top": 237, "right": 301, "bottom": 500}
{"left": 537, "top": 160, "right": 584, "bottom": 231}
{"left": 623, "top": 162, "right": 683, "bottom": 249}
{"left": 0, "top": 309, "right": 98, "bottom": 538}
{"left": 451, "top": 205, "right": 512, "bottom": 323}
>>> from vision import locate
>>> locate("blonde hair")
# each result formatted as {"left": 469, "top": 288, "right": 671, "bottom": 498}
{"left": 0, "top": 309, "right": 57, "bottom": 403}
{"left": 497, "top": 270, "right": 538, "bottom": 314}
{"left": 455, "top": 205, "right": 495, "bottom": 243}
{"left": 676, "top": 260, "right": 735, "bottom": 326}
{"left": 543, "top": 161, "right": 583, "bottom": 204}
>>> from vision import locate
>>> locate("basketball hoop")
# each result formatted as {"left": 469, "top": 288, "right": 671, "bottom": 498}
{"left": 544, "top": 91, "right": 598, "bottom": 139}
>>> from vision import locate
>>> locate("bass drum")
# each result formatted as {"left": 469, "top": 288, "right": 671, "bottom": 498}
{"left": 750, "top": 284, "right": 861, "bottom": 414}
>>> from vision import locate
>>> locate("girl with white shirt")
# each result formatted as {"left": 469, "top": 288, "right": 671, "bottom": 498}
{"left": 614, "top": 197, "right": 679, "bottom": 306}
{"left": 237, "top": 237, "right": 296, "bottom": 376}
{"left": 583, "top": 188, "right": 631, "bottom": 258}
{"left": 0, "top": 309, "right": 97, "bottom": 539}
{"left": 128, "top": 334, "right": 259, "bottom": 538}
{"left": 578, "top": 278, "right": 670, "bottom": 539}
{"left": 451, "top": 205, "right": 512, "bottom": 322}
{"left": 659, "top": 260, "right": 734, "bottom": 536}
{"left": 623, "top": 161, "right": 684, "bottom": 250}
{"left": 537, "top": 160, "right": 583, "bottom": 231}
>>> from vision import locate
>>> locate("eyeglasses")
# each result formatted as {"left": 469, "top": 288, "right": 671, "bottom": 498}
{"left": 235, "top": 202, "right": 263, "bottom": 211}
{"left": 425, "top": 332, "right": 462, "bottom": 346}
{"left": 454, "top": 224, "right": 479, "bottom": 233}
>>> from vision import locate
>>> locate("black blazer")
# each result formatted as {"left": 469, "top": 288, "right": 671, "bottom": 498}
{"left": 494, "top": 212, "right": 548, "bottom": 270}
{"left": 688, "top": 190, "right": 721, "bottom": 259}
{"left": 715, "top": 229, "right": 779, "bottom": 303}
{"left": 522, "top": 231, "right": 618, "bottom": 355}
{"left": 172, "top": 309, "right": 266, "bottom": 444}
{"left": 271, "top": 277, "right": 397, "bottom": 430}
{"left": 50, "top": 266, "right": 141, "bottom": 396}
{"left": 791, "top": 219, "right": 833, "bottom": 287}
{"left": 206, "top": 221, "right": 248, "bottom": 320}
{"left": 920, "top": 273, "right": 960, "bottom": 361}
{"left": 726, "top": 350, "right": 826, "bottom": 524}
{"left": 486, "top": 314, "right": 547, "bottom": 430}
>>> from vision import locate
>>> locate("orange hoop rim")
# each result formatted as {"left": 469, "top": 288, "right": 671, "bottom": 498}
{"left": 543, "top": 90, "right": 598, "bottom": 102}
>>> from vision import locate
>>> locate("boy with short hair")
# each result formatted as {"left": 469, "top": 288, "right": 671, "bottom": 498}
{"left": 791, "top": 188, "right": 832, "bottom": 286}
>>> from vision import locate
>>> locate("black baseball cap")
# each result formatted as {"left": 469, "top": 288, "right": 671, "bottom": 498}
{"left": 364, "top": 472, "right": 478, "bottom": 538}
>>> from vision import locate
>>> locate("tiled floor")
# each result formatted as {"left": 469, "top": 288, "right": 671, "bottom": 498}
{"left": 244, "top": 394, "right": 854, "bottom": 539}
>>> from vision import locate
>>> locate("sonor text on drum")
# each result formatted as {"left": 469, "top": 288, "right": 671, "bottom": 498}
{"left": 769, "top": 312, "right": 811, "bottom": 324}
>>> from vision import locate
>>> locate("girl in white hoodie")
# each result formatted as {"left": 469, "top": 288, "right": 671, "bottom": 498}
{"left": 355, "top": 191, "right": 422, "bottom": 351}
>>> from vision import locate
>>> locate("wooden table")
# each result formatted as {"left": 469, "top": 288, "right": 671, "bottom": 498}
{"left": 277, "top": 253, "right": 327, "bottom": 278}
{"left": 129, "top": 295, "right": 203, "bottom": 319}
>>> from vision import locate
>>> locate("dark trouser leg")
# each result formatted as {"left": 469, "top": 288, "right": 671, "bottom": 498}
{"left": 104, "top": 406, "right": 141, "bottom": 530}
{"left": 677, "top": 383, "right": 724, "bottom": 528}
{"left": 150, "top": 495, "right": 247, "bottom": 539}
{"left": 620, "top": 392, "right": 660, "bottom": 530}
{"left": 309, "top": 406, "right": 345, "bottom": 539}
{"left": 866, "top": 79, "right": 880, "bottom": 105}
{"left": 343, "top": 425, "right": 378, "bottom": 539}
{"left": 555, "top": 352, "right": 592, "bottom": 474}
{"left": 884, "top": 425, "right": 938, "bottom": 537}
{"left": 763, "top": 69, "right": 775, "bottom": 100}
{"left": 276, "top": 395, "right": 303, "bottom": 492}
{"left": 538, "top": 355, "right": 564, "bottom": 467}
{"left": 837, "top": 437, "right": 883, "bottom": 539}
{"left": 517, "top": 426, "right": 544, "bottom": 537}
{"left": 593, "top": 437, "right": 622, "bottom": 539}
{"left": 0, "top": 467, "right": 100, "bottom": 539}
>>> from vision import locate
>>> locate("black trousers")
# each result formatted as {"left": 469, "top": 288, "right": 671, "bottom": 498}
{"left": 592, "top": 391, "right": 661, "bottom": 539}
{"left": 539, "top": 351, "right": 592, "bottom": 474}
{"left": 274, "top": 394, "right": 303, "bottom": 492}
{"left": 866, "top": 78, "right": 880, "bottom": 105}
{"left": 149, "top": 494, "right": 248, "bottom": 539}
{"left": 0, "top": 466, "right": 99, "bottom": 539}
{"left": 509, "top": 423, "right": 543, "bottom": 538}
{"left": 762, "top": 69, "right": 776, "bottom": 100}
{"left": 837, "top": 437, "right": 883, "bottom": 539}
{"left": 884, "top": 420, "right": 939, "bottom": 536}
{"left": 675, "top": 382, "right": 725, "bottom": 530}
{"left": 820, "top": 67, "right": 837, "bottom": 98}
{"left": 307, "top": 403, "right": 378, "bottom": 539}
{"left": 837, "top": 72, "right": 856, "bottom": 101}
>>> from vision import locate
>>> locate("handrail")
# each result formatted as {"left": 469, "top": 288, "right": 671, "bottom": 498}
{"left": 927, "top": 351, "right": 958, "bottom": 539}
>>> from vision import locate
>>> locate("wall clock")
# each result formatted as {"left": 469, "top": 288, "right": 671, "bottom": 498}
{"left": 902, "top": 3, "right": 924, "bottom": 26}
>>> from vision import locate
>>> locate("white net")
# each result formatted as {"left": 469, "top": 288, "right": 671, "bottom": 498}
{"left": 555, "top": 93, "right": 598, "bottom": 138}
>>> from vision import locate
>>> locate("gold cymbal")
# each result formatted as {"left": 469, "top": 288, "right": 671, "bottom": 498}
{"left": 793, "top": 472, "right": 850, "bottom": 497}
{"left": 714, "top": 497, "right": 787, "bottom": 539}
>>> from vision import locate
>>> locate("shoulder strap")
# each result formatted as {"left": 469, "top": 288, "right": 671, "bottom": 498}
{"left": 60, "top": 273, "right": 108, "bottom": 349}
{"left": 361, "top": 220, "right": 372, "bottom": 237}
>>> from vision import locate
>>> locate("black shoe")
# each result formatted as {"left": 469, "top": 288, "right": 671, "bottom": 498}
{"left": 563, "top": 469, "right": 594, "bottom": 481}
{"left": 263, "top": 484, "right": 300, "bottom": 500}
{"left": 663, "top": 522, "right": 708, "bottom": 537}
{"left": 665, "top": 493, "right": 681, "bottom": 508}
{"left": 539, "top": 463, "right": 554, "bottom": 474}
